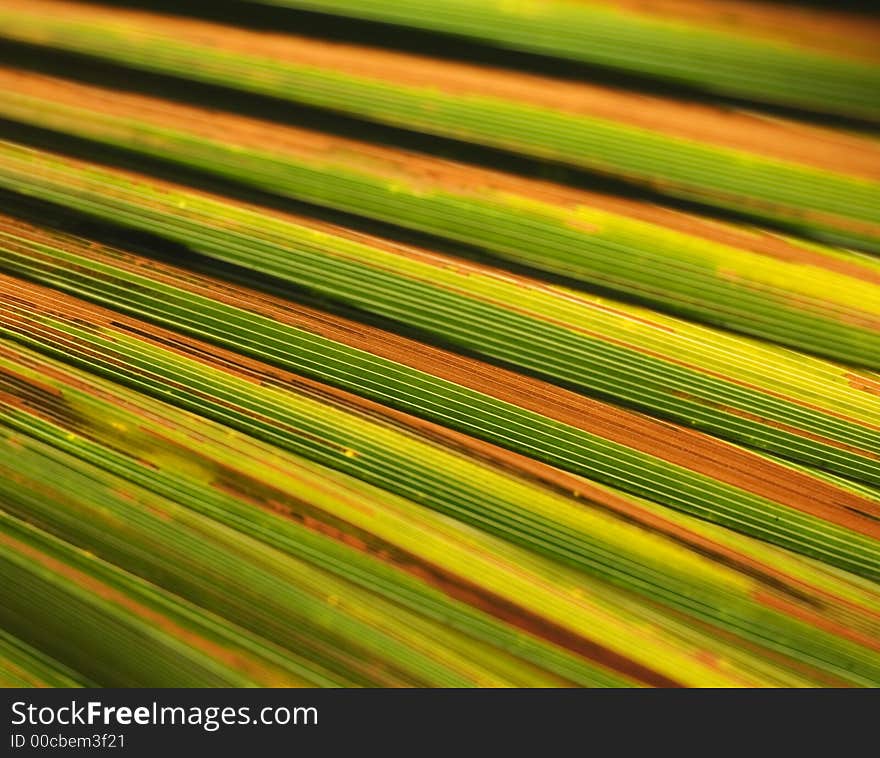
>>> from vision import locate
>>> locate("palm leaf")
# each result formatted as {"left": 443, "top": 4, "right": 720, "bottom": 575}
{"left": 0, "top": 2, "right": 878, "bottom": 249}
{"left": 0, "top": 0, "right": 878, "bottom": 688}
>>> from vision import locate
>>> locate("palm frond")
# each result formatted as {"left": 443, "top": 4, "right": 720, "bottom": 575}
{"left": 0, "top": 0, "right": 878, "bottom": 688}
